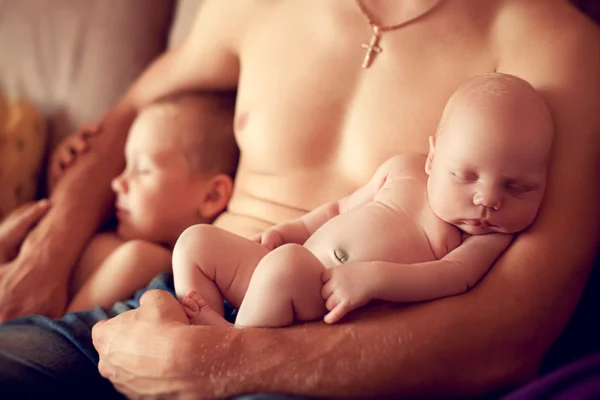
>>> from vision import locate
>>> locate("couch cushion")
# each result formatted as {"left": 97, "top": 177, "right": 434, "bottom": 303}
{"left": 0, "top": 0, "right": 175, "bottom": 152}
{"left": 0, "top": 94, "right": 47, "bottom": 220}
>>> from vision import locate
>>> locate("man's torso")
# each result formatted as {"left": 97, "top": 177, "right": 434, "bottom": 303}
{"left": 211, "top": 0, "right": 587, "bottom": 239}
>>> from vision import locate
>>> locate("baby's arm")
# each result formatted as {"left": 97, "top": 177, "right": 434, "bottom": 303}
{"left": 256, "top": 156, "right": 401, "bottom": 249}
{"left": 67, "top": 240, "right": 172, "bottom": 312}
{"left": 322, "top": 233, "right": 513, "bottom": 323}
{"left": 371, "top": 233, "right": 514, "bottom": 301}
{"left": 69, "top": 233, "right": 124, "bottom": 297}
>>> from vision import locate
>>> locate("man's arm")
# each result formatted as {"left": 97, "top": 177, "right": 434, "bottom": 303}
{"left": 0, "top": 0, "right": 245, "bottom": 320}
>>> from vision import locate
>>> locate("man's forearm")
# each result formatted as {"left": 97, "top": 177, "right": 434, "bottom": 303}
{"left": 176, "top": 300, "right": 526, "bottom": 399}
{"left": 22, "top": 103, "right": 137, "bottom": 282}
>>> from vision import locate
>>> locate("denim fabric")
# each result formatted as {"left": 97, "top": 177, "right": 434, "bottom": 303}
{"left": 0, "top": 273, "right": 242, "bottom": 399}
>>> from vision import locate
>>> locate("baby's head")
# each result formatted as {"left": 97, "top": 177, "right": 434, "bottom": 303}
{"left": 426, "top": 73, "right": 553, "bottom": 235}
{"left": 112, "top": 92, "right": 238, "bottom": 246}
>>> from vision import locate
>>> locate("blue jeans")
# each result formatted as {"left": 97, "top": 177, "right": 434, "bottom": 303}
{"left": 0, "top": 273, "right": 305, "bottom": 399}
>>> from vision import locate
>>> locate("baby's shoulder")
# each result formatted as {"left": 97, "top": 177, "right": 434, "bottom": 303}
{"left": 380, "top": 154, "right": 428, "bottom": 185}
{"left": 383, "top": 154, "right": 427, "bottom": 174}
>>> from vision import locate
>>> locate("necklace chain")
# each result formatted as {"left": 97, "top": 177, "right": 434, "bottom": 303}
{"left": 356, "top": 0, "right": 443, "bottom": 68}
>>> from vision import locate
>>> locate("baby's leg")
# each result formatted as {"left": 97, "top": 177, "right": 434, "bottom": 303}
{"left": 172, "top": 224, "right": 268, "bottom": 324}
{"left": 181, "top": 290, "right": 231, "bottom": 327}
{"left": 235, "top": 243, "right": 327, "bottom": 327}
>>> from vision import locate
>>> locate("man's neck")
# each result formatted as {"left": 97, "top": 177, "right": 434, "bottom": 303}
{"left": 357, "top": 0, "right": 444, "bottom": 27}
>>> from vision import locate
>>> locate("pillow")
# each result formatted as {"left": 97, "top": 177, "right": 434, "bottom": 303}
{"left": 0, "top": 94, "right": 47, "bottom": 221}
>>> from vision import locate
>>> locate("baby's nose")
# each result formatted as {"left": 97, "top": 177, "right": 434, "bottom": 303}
{"left": 111, "top": 175, "right": 127, "bottom": 193}
{"left": 473, "top": 190, "right": 501, "bottom": 210}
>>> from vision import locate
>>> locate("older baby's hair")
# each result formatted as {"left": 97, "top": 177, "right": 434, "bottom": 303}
{"left": 143, "top": 91, "right": 239, "bottom": 179}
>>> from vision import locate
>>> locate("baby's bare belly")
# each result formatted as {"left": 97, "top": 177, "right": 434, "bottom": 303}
{"left": 303, "top": 202, "right": 436, "bottom": 268}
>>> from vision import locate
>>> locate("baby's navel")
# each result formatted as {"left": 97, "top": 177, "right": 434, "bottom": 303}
{"left": 333, "top": 248, "right": 349, "bottom": 264}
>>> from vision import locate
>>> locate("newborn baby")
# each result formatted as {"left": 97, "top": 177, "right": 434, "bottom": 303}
{"left": 172, "top": 72, "right": 554, "bottom": 327}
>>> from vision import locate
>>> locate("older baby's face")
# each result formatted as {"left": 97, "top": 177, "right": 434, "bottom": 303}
{"left": 426, "top": 104, "right": 551, "bottom": 235}
{"left": 111, "top": 109, "right": 208, "bottom": 246}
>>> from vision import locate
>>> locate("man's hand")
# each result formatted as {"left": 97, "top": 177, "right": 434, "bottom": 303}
{"left": 47, "top": 124, "right": 101, "bottom": 192}
{"left": 0, "top": 199, "right": 70, "bottom": 320}
{"left": 321, "top": 263, "right": 375, "bottom": 324}
{"left": 92, "top": 290, "right": 194, "bottom": 399}
{"left": 0, "top": 200, "right": 50, "bottom": 263}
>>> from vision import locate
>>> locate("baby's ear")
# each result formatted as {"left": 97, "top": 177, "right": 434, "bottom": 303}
{"left": 425, "top": 136, "right": 435, "bottom": 175}
{"left": 197, "top": 174, "right": 234, "bottom": 221}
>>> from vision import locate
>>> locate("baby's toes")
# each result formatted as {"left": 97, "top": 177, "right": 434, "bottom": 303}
{"left": 182, "top": 295, "right": 200, "bottom": 314}
{"left": 186, "top": 290, "right": 210, "bottom": 308}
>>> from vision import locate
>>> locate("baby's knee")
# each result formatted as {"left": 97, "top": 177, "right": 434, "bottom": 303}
{"left": 254, "top": 244, "right": 320, "bottom": 284}
{"left": 174, "top": 224, "right": 217, "bottom": 254}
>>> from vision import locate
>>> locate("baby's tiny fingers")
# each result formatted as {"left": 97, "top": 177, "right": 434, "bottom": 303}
{"left": 325, "top": 294, "right": 340, "bottom": 311}
{"left": 321, "top": 281, "right": 333, "bottom": 300}
{"left": 324, "top": 301, "right": 351, "bottom": 324}
{"left": 181, "top": 296, "right": 200, "bottom": 313}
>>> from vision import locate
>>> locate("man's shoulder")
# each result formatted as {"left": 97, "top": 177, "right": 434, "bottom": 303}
{"left": 494, "top": 0, "right": 600, "bottom": 69}
{"left": 494, "top": 1, "right": 600, "bottom": 144}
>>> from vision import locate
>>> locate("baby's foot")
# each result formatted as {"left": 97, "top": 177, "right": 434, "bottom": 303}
{"left": 181, "top": 290, "right": 231, "bottom": 327}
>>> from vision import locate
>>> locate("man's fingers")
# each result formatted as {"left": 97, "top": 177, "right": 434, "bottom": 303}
{"left": 58, "top": 150, "right": 75, "bottom": 167}
{"left": 79, "top": 123, "right": 102, "bottom": 138}
{"left": 16, "top": 199, "right": 50, "bottom": 226}
{"left": 4, "top": 200, "right": 50, "bottom": 238}
{"left": 139, "top": 289, "right": 173, "bottom": 308}
{"left": 91, "top": 319, "right": 108, "bottom": 352}
{"left": 70, "top": 137, "right": 89, "bottom": 154}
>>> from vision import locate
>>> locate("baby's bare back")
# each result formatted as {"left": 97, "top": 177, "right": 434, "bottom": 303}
{"left": 304, "top": 156, "right": 461, "bottom": 268}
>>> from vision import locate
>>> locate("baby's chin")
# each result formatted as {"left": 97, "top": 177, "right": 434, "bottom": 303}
{"left": 116, "top": 222, "right": 136, "bottom": 241}
{"left": 116, "top": 221, "right": 149, "bottom": 241}
{"left": 116, "top": 221, "right": 174, "bottom": 245}
{"left": 459, "top": 224, "right": 500, "bottom": 235}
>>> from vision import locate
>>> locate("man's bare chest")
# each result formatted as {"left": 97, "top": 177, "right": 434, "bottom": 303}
{"left": 234, "top": 4, "right": 497, "bottom": 179}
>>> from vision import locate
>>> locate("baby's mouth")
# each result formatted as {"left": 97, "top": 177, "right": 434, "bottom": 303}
{"left": 115, "top": 206, "right": 130, "bottom": 219}
{"left": 464, "top": 219, "right": 496, "bottom": 228}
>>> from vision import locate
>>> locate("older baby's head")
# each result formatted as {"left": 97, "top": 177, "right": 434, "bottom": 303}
{"left": 112, "top": 92, "right": 239, "bottom": 246}
{"left": 426, "top": 73, "right": 553, "bottom": 235}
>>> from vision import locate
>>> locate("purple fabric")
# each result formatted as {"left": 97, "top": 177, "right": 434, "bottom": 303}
{"left": 504, "top": 352, "right": 600, "bottom": 400}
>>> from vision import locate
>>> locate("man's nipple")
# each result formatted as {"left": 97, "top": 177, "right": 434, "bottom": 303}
{"left": 334, "top": 248, "right": 349, "bottom": 264}
{"left": 235, "top": 112, "right": 249, "bottom": 132}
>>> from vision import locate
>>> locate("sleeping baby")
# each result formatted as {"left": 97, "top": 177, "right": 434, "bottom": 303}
{"left": 171, "top": 73, "right": 554, "bottom": 327}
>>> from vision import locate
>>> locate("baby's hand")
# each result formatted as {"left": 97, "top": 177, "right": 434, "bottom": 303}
{"left": 47, "top": 124, "right": 101, "bottom": 192}
{"left": 252, "top": 228, "right": 284, "bottom": 251}
{"left": 321, "top": 263, "right": 373, "bottom": 324}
